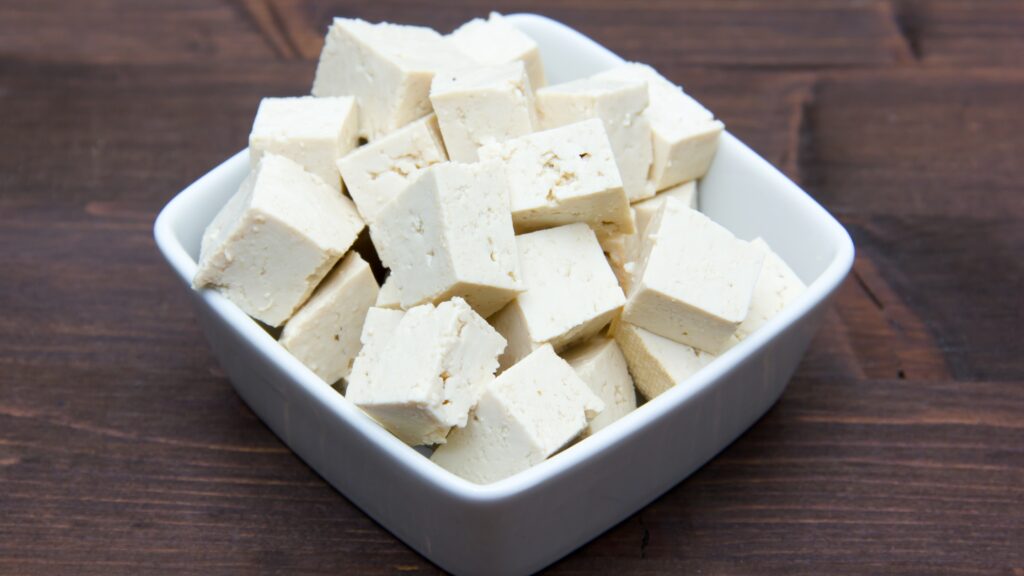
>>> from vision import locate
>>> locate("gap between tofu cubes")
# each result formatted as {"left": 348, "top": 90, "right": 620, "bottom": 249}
{"left": 190, "top": 12, "right": 807, "bottom": 485}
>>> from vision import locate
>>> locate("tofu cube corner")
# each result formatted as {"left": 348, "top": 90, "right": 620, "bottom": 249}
{"left": 346, "top": 298, "right": 507, "bottom": 446}
{"left": 431, "top": 344, "right": 603, "bottom": 484}
{"left": 371, "top": 161, "right": 522, "bottom": 318}
{"left": 249, "top": 96, "right": 359, "bottom": 192}
{"left": 623, "top": 198, "right": 763, "bottom": 353}
{"left": 312, "top": 18, "right": 475, "bottom": 139}
{"left": 193, "top": 154, "right": 365, "bottom": 327}
{"left": 490, "top": 222, "right": 626, "bottom": 370}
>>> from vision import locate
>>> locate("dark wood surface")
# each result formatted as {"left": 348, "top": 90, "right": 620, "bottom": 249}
{"left": 1, "top": 1, "right": 1022, "bottom": 574}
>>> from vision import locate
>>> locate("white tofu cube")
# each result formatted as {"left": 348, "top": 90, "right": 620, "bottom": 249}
{"left": 347, "top": 306, "right": 406, "bottom": 387}
{"left": 733, "top": 238, "right": 806, "bottom": 340}
{"left": 563, "top": 337, "right": 637, "bottom": 436}
{"left": 490, "top": 223, "right": 626, "bottom": 369}
{"left": 346, "top": 298, "right": 506, "bottom": 446}
{"left": 614, "top": 322, "right": 715, "bottom": 399}
{"left": 249, "top": 96, "right": 359, "bottom": 192}
{"left": 312, "top": 18, "right": 474, "bottom": 139}
{"left": 337, "top": 114, "right": 447, "bottom": 224}
{"left": 604, "top": 181, "right": 699, "bottom": 292}
{"left": 430, "top": 61, "right": 537, "bottom": 162}
{"left": 431, "top": 344, "right": 603, "bottom": 484}
{"left": 375, "top": 274, "right": 402, "bottom": 310}
{"left": 536, "top": 77, "right": 654, "bottom": 202}
{"left": 371, "top": 161, "right": 521, "bottom": 318}
{"left": 596, "top": 63, "right": 724, "bottom": 192}
{"left": 479, "top": 119, "right": 633, "bottom": 236}
{"left": 623, "top": 199, "right": 763, "bottom": 352}
{"left": 278, "top": 252, "right": 379, "bottom": 385}
{"left": 447, "top": 12, "right": 546, "bottom": 90}
{"left": 193, "top": 154, "right": 365, "bottom": 327}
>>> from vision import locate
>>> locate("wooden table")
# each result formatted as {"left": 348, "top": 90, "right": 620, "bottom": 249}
{"left": 2, "top": 1, "right": 1022, "bottom": 573}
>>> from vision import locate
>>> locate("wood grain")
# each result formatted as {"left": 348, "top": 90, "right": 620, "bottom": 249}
{"left": 0, "top": 0, "right": 1022, "bottom": 574}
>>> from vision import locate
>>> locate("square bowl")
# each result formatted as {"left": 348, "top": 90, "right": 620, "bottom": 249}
{"left": 154, "top": 13, "right": 854, "bottom": 576}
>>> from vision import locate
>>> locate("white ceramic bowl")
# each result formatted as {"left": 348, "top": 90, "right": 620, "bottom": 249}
{"left": 154, "top": 13, "right": 854, "bottom": 575}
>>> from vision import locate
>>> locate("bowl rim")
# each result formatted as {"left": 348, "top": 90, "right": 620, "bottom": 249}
{"left": 153, "top": 12, "right": 855, "bottom": 504}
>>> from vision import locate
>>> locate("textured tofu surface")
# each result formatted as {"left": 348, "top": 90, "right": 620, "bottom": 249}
{"left": 337, "top": 114, "right": 448, "bottom": 224}
{"left": 536, "top": 77, "right": 653, "bottom": 202}
{"left": 615, "top": 322, "right": 715, "bottom": 400}
{"left": 193, "top": 154, "right": 365, "bottom": 327}
{"left": 430, "top": 61, "right": 537, "bottom": 162}
{"left": 733, "top": 237, "right": 806, "bottom": 340}
{"left": 346, "top": 298, "right": 506, "bottom": 446}
{"left": 374, "top": 275, "right": 402, "bottom": 310}
{"left": 249, "top": 96, "right": 358, "bottom": 191}
{"left": 279, "top": 252, "right": 379, "bottom": 385}
{"left": 312, "top": 18, "right": 474, "bottom": 139}
{"left": 563, "top": 337, "right": 637, "bottom": 435}
{"left": 371, "top": 160, "right": 521, "bottom": 317}
{"left": 446, "top": 12, "right": 546, "bottom": 90}
{"left": 604, "top": 180, "right": 699, "bottom": 293}
{"left": 624, "top": 198, "right": 763, "bottom": 352}
{"left": 595, "top": 62, "right": 724, "bottom": 192}
{"left": 431, "top": 344, "right": 602, "bottom": 484}
{"left": 490, "top": 223, "right": 626, "bottom": 369}
{"left": 479, "top": 119, "right": 633, "bottom": 236}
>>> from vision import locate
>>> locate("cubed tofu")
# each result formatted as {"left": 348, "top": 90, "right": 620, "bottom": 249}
{"left": 490, "top": 223, "right": 626, "bottom": 370}
{"left": 563, "top": 337, "right": 637, "bottom": 436}
{"left": 346, "top": 298, "right": 506, "bottom": 446}
{"left": 446, "top": 12, "right": 546, "bottom": 90}
{"left": 479, "top": 119, "right": 632, "bottom": 236}
{"left": 371, "top": 161, "right": 521, "bottom": 317}
{"left": 623, "top": 198, "right": 763, "bottom": 352}
{"left": 431, "top": 344, "right": 603, "bottom": 484}
{"left": 249, "top": 96, "right": 359, "bottom": 192}
{"left": 536, "top": 77, "right": 654, "bottom": 202}
{"left": 347, "top": 306, "right": 406, "bottom": 386}
{"left": 312, "top": 18, "right": 474, "bottom": 139}
{"left": 375, "top": 274, "right": 402, "bottom": 310}
{"left": 614, "top": 322, "right": 715, "bottom": 399}
{"left": 193, "top": 154, "right": 365, "bottom": 327}
{"left": 430, "top": 61, "right": 537, "bottom": 162}
{"left": 279, "top": 252, "right": 379, "bottom": 385}
{"left": 595, "top": 63, "right": 723, "bottom": 192}
{"left": 337, "top": 114, "right": 448, "bottom": 224}
{"left": 733, "top": 238, "right": 806, "bottom": 340}
{"left": 604, "top": 181, "right": 699, "bottom": 293}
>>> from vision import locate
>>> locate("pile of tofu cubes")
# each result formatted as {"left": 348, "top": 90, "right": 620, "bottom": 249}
{"left": 193, "top": 13, "right": 807, "bottom": 484}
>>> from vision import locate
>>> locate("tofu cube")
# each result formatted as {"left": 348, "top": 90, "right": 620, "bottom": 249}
{"left": 371, "top": 161, "right": 521, "bottom": 318}
{"left": 312, "top": 18, "right": 474, "bottom": 140}
{"left": 623, "top": 199, "right": 763, "bottom": 352}
{"left": 431, "top": 344, "right": 603, "bottom": 484}
{"left": 604, "top": 181, "right": 699, "bottom": 292}
{"left": 490, "top": 223, "right": 626, "bottom": 369}
{"left": 446, "top": 12, "right": 546, "bottom": 90}
{"left": 346, "top": 298, "right": 507, "bottom": 446}
{"left": 337, "top": 114, "right": 447, "bottom": 224}
{"left": 249, "top": 96, "right": 359, "bottom": 192}
{"left": 563, "top": 337, "right": 637, "bottom": 436}
{"left": 536, "top": 77, "right": 653, "bottom": 202}
{"left": 479, "top": 119, "right": 633, "bottom": 236}
{"left": 596, "top": 63, "right": 724, "bottom": 192}
{"left": 733, "top": 238, "right": 806, "bottom": 340}
{"left": 193, "top": 154, "right": 365, "bottom": 327}
{"left": 279, "top": 252, "right": 379, "bottom": 385}
{"left": 615, "top": 322, "right": 715, "bottom": 399}
{"left": 375, "top": 274, "right": 402, "bottom": 310}
{"left": 430, "top": 61, "right": 537, "bottom": 162}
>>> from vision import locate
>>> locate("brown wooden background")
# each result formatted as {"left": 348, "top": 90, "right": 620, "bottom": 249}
{"left": 1, "top": 1, "right": 1022, "bottom": 574}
